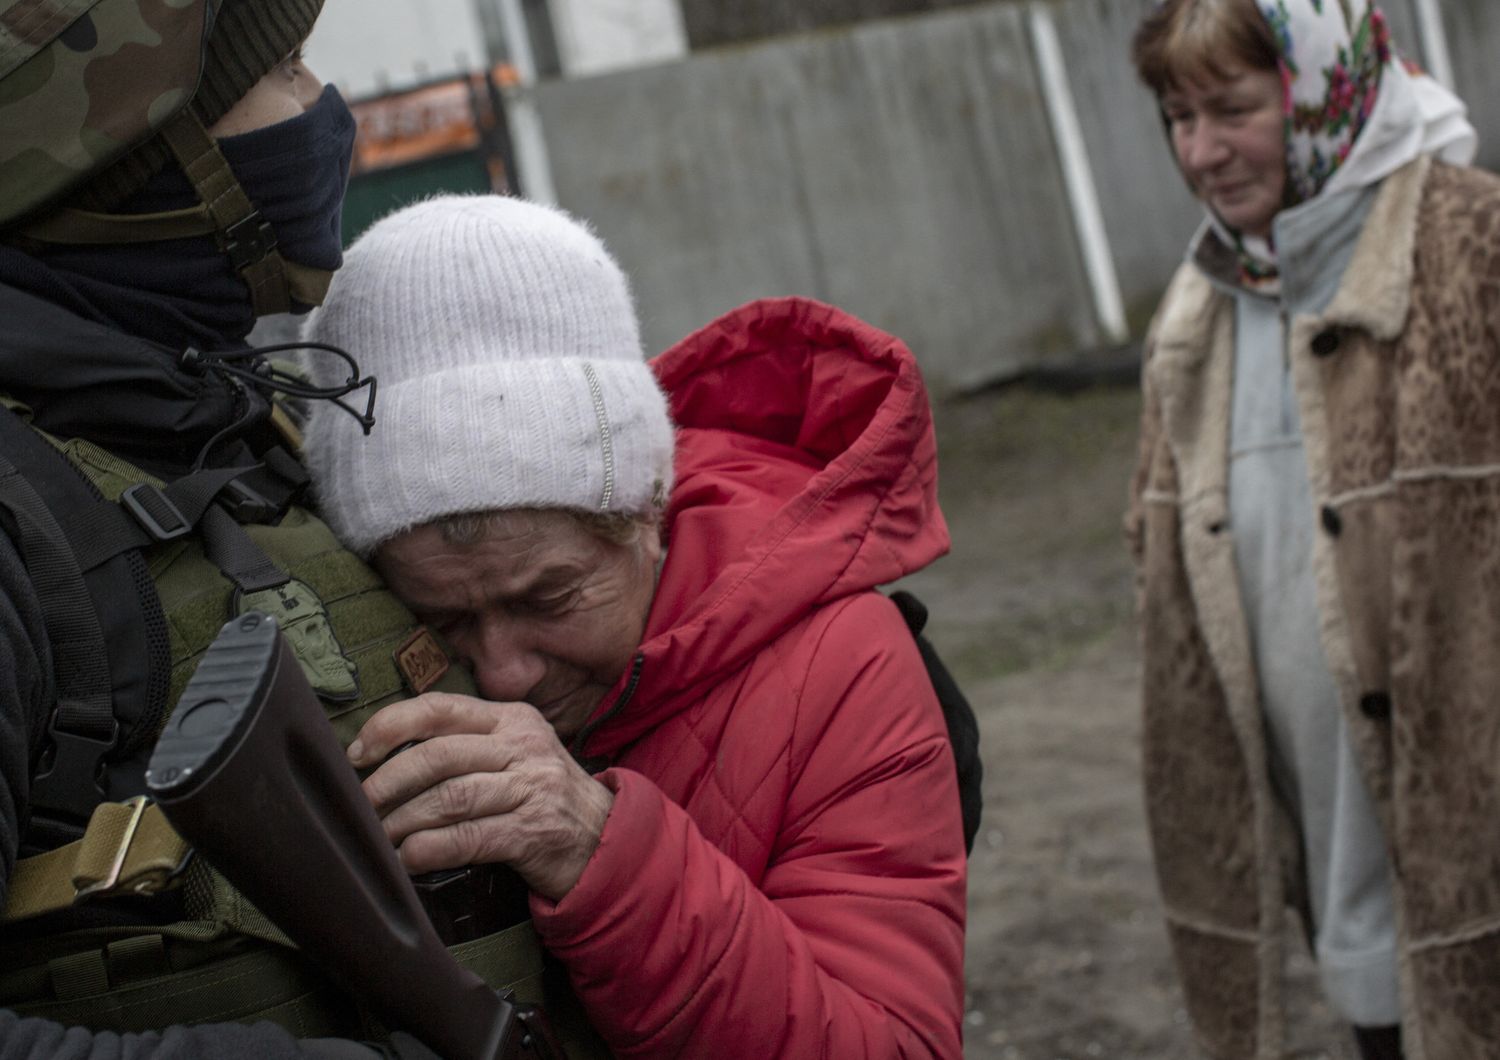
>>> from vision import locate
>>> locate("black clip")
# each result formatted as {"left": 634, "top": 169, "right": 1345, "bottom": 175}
{"left": 121, "top": 483, "right": 191, "bottom": 542}
{"left": 221, "top": 211, "right": 280, "bottom": 271}
{"left": 219, "top": 477, "right": 280, "bottom": 524}
{"left": 29, "top": 711, "right": 118, "bottom": 824}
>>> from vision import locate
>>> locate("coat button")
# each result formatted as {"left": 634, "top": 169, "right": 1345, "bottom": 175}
{"left": 1311, "top": 329, "right": 1341, "bottom": 357}
{"left": 1359, "top": 692, "right": 1392, "bottom": 721}
{"left": 1321, "top": 506, "right": 1343, "bottom": 536}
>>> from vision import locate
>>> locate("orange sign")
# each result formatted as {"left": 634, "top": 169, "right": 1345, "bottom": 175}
{"left": 350, "top": 65, "right": 517, "bottom": 175}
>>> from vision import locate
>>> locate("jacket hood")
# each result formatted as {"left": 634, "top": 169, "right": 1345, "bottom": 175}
{"left": 580, "top": 297, "right": 949, "bottom": 758}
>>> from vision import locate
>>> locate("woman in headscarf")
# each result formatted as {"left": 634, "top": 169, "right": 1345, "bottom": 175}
{"left": 1127, "top": 3, "right": 1495, "bottom": 1058}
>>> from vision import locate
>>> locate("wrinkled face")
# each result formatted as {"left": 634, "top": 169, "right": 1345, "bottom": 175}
{"left": 208, "top": 48, "right": 323, "bottom": 138}
{"left": 1162, "top": 66, "right": 1287, "bottom": 239}
{"left": 376, "top": 511, "right": 662, "bottom": 743}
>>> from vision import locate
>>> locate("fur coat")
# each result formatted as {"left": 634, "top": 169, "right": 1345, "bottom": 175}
{"left": 1127, "top": 156, "right": 1500, "bottom": 1060}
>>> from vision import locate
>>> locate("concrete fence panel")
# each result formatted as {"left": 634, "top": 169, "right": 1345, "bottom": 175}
{"left": 537, "top": 3, "right": 1096, "bottom": 393}
{"left": 533, "top": 0, "right": 1495, "bottom": 393}
{"left": 1437, "top": 0, "right": 1500, "bottom": 172}
{"left": 1048, "top": 0, "right": 1197, "bottom": 330}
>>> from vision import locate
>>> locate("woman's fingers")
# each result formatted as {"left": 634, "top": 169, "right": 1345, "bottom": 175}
{"left": 395, "top": 811, "right": 524, "bottom": 875}
{"left": 380, "top": 765, "right": 530, "bottom": 846}
{"left": 348, "top": 692, "right": 522, "bottom": 768}
{"left": 361, "top": 732, "right": 523, "bottom": 815}
{"left": 350, "top": 694, "right": 613, "bottom": 899}
{"left": 391, "top": 768, "right": 614, "bottom": 900}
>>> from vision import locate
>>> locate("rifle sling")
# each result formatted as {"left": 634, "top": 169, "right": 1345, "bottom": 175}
{"left": 2, "top": 799, "right": 192, "bottom": 924}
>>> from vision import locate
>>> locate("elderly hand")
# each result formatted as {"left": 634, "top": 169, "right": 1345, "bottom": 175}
{"left": 347, "top": 692, "right": 614, "bottom": 902}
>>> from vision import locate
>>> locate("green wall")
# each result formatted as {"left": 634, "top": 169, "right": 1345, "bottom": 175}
{"left": 340, "top": 152, "right": 495, "bottom": 246}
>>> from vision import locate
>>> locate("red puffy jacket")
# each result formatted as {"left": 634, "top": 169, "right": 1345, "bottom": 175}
{"left": 531, "top": 298, "right": 966, "bottom": 1057}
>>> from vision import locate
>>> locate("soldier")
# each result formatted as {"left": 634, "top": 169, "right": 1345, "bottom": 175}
{"left": 0, "top": 2, "right": 595, "bottom": 1056}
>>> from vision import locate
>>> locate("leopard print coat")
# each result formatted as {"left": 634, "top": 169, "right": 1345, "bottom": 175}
{"left": 1127, "top": 156, "right": 1500, "bottom": 1060}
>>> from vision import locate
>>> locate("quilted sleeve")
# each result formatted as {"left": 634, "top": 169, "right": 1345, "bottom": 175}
{"left": 531, "top": 593, "right": 967, "bottom": 1058}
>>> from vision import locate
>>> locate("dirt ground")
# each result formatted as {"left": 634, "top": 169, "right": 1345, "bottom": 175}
{"left": 899, "top": 382, "right": 1358, "bottom": 1060}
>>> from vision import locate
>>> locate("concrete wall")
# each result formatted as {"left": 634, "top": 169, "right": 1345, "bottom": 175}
{"left": 540, "top": 3, "right": 1095, "bottom": 392}
{"left": 547, "top": 0, "right": 689, "bottom": 77}
{"left": 1048, "top": 0, "right": 1194, "bottom": 330}
{"left": 1438, "top": 0, "right": 1500, "bottom": 172}
{"left": 535, "top": 0, "right": 1494, "bottom": 394}
{"left": 678, "top": 0, "right": 993, "bottom": 51}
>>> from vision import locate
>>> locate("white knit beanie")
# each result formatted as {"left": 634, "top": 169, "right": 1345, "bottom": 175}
{"left": 300, "top": 194, "right": 674, "bottom": 558}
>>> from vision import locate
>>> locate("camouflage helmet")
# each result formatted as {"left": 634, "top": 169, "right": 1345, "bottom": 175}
{"left": 0, "top": 0, "right": 324, "bottom": 232}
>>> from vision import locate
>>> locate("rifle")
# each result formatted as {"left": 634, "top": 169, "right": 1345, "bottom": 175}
{"left": 145, "top": 611, "right": 561, "bottom": 1060}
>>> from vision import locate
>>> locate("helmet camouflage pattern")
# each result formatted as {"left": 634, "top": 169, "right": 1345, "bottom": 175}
{"left": 0, "top": 0, "right": 214, "bottom": 230}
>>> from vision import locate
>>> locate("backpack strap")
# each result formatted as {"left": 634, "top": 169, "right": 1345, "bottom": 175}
{"left": 0, "top": 406, "right": 174, "bottom": 846}
{"left": 888, "top": 589, "right": 984, "bottom": 855}
{"left": 0, "top": 399, "right": 300, "bottom": 841}
{"left": 53, "top": 461, "right": 290, "bottom": 595}
{"left": 0, "top": 448, "right": 117, "bottom": 829}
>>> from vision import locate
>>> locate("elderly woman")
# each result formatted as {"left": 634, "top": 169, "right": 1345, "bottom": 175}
{"left": 1127, "top": 2, "right": 1495, "bottom": 1059}
{"left": 301, "top": 196, "right": 967, "bottom": 1057}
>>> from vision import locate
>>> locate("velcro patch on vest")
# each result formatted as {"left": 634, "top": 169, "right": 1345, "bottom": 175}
{"left": 235, "top": 577, "right": 360, "bottom": 702}
{"left": 395, "top": 627, "right": 450, "bottom": 695}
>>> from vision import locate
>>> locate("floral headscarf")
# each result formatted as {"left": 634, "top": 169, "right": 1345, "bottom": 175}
{"left": 1229, "top": 0, "right": 1476, "bottom": 285}
{"left": 1263, "top": 0, "right": 1390, "bottom": 201}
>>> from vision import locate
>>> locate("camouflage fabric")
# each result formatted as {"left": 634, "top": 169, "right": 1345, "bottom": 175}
{"left": 0, "top": 0, "right": 211, "bottom": 230}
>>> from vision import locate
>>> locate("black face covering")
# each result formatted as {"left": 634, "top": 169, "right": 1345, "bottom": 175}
{"left": 0, "top": 84, "right": 356, "bottom": 353}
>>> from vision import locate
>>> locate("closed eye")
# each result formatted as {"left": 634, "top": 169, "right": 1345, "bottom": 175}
{"left": 518, "top": 591, "right": 578, "bottom": 616}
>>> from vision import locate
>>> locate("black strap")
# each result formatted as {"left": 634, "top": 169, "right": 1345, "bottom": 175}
{"left": 0, "top": 454, "right": 116, "bottom": 824}
{"left": 64, "top": 466, "right": 251, "bottom": 571}
{"left": 200, "top": 506, "right": 287, "bottom": 593}
{"left": 51, "top": 464, "right": 288, "bottom": 594}
{"left": 889, "top": 590, "right": 984, "bottom": 855}
{"left": 0, "top": 456, "right": 114, "bottom": 737}
{"left": 159, "top": 112, "right": 293, "bottom": 317}
{"left": 0, "top": 405, "right": 285, "bottom": 841}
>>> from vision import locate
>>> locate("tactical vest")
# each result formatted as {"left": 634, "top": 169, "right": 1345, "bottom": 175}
{"left": 0, "top": 406, "right": 607, "bottom": 1055}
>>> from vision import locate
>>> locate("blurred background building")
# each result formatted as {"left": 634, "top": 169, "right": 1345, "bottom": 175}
{"left": 296, "top": 0, "right": 1494, "bottom": 395}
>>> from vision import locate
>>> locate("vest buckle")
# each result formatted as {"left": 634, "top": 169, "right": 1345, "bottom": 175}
{"left": 29, "top": 710, "right": 119, "bottom": 832}
{"left": 221, "top": 211, "right": 279, "bottom": 270}
{"left": 218, "top": 476, "right": 280, "bottom": 524}
{"left": 121, "top": 483, "right": 191, "bottom": 542}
